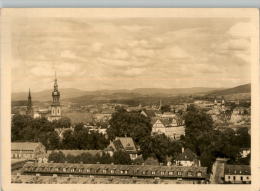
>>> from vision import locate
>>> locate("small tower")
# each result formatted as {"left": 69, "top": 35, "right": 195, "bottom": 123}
{"left": 49, "top": 72, "right": 61, "bottom": 121}
{"left": 26, "top": 88, "right": 34, "bottom": 117}
{"left": 159, "top": 99, "right": 162, "bottom": 110}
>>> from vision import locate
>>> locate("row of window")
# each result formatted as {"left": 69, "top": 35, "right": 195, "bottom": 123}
{"left": 24, "top": 166, "right": 203, "bottom": 177}
{"left": 226, "top": 175, "right": 250, "bottom": 181}
{"left": 12, "top": 153, "right": 34, "bottom": 159}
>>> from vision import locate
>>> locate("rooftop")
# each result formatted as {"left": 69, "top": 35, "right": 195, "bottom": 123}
{"left": 11, "top": 142, "right": 44, "bottom": 151}
{"left": 224, "top": 165, "right": 250, "bottom": 175}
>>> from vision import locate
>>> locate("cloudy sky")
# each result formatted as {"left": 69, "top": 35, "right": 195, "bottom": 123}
{"left": 11, "top": 16, "right": 251, "bottom": 92}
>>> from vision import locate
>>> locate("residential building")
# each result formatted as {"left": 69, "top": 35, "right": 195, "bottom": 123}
{"left": 11, "top": 142, "right": 46, "bottom": 161}
{"left": 175, "top": 148, "right": 200, "bottom": 167}
{"left": 107, "top": 137, "right": 138, "bottom": 160}
{"left": 210, "top": 158, "right": 251, "bottom": 184}
{"left": 151, "top": 117, "right": 185, "bottom": 140}
{"left": 22, "top": 162, "right": 208, "bottom": 183}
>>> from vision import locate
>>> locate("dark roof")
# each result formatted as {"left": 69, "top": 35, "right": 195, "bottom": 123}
{"left": 22, "top": 162, "right": 208, "bottom": 179}
{"left": 224, "top": 165, "right": 250, "bottom": 175}
{"left": 11, "top": 142, "right": 44, "bottom": 151}
{"left": 112, "top": 137, "right": 137, "bottom": 153}
{"left": 142, "top": 110, "right": 156, "bottom": 118}
{"left": 176, "top": 149, "right": 198, "bottom": 161}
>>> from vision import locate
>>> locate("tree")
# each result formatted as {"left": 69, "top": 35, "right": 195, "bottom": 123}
{"left": 160, "top": 105, "right": 171, "bottom": 113}
{"left": 48, "top": 151, "right": 65, "bottom": 163}
{"left": 139, "top": 134, "right": 182, "bottom": 163}
{"left": 61, "top": 129, "right": 76, "bottom": 149}
{"left": 51, "top": 117, "right": 71, "bottom": 129}
{"left": 113, "top": 150, "right": 131, "bottom": 165}
{"left": 183, "top": 105, "right": 213, "bottom": 155}
{"left": 107, "top": 109, "right": 152, "bottom": 144}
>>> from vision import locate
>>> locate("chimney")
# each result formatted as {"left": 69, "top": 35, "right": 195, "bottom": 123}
{"left": 182, "top": 147, "right": 185, "bottom": 153}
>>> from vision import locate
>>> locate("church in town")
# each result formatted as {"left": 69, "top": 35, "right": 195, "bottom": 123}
{"left": 26, "top": 73, "right": 62, "bottom": 122}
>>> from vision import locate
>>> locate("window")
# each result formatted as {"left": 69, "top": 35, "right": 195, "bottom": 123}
{"left": 228, "top": 176, "right": 231, "bottom": 179}
{"left": 240, "top": 176, "right": 243, "bottom": 181}
{"left": 124, "top": 170, "right": 128, "bottom": 174}
{"left": 247, "top": 176, "right": 249, "bottom": 180}
{"left": 63, "top": 168, "right": 66, "bottom": 172}
{"left": 86, "top": 169, "right": 90, "bottom": 173}
{"left": 160, "top": 171, "right": 165, "bottom": 175}
{"left": 103, "top": 169, "right": 107, "bottom": 174}
{"left": 143, "top": 171, "right": 146, "bottom": 175}
{"left": 233, "top": 176, "right": 235, "bottom": 180}
{"left": 152, "top": 171, "right": 155, "bottom": 175}
{"left": 197, "top": 172, "right": 202, "bottom": 177}
{"left": 169, "top": 171, "right": 173, "bottom": 175}
{"left": 177, "top": 171, "right": 182, "bottom": 176}
{"left": 111, "top": 169, "right": 115, "bottom": 174}
{"left": 188, "top": 171, "right": 192, "bottom": 176}
{"left": 120, "top": 170, "right": 124, "bottom": 174}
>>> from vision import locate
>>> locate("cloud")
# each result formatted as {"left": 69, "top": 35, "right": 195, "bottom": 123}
{"left": 124, "top": 67, "right": 145, "bottom": 76}
{"left": 11, "top": 17, "right": 252, "bottom": 92}
{"left": 92, "top": 42, "right": 103, "bottom": 52}
{"left": 228, "top": 22, "right": 253, "bottom": 37}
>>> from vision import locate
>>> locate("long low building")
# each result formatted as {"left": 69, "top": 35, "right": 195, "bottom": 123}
{"left": 21, "top": 162, "right": 208, "bottom": 183}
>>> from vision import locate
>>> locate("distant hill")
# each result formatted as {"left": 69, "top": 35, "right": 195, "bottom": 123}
{"left": 12, "top": 88, "right": 87, "bottom": 102}
{"left": 12, "top": 84, "right": 248, "bottom": 104}
{"left": 207, "top": 84, "right": 251, "bottom": 100}
{"left": 208, "top": 84, "right": 250, "bottom": 96}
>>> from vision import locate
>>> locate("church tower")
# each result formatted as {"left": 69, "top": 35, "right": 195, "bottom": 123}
{"left": 26, "top": 88, "right": 34, "bottom": 117}
{"left": 49, "top": 72, "right": 61, "bottom": 121}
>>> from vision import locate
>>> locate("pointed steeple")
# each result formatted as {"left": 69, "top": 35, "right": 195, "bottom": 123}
{"left": 28, "top": 88, "right": 31, "bottom": 99}
{"left": 26, "top": 88, "right": 33, "bottom": 117}
{"left": 54, "top": 71, "right": 58, "bottom": 91}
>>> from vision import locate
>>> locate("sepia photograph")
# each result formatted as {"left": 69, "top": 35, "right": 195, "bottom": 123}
{"left": 1, "top": 8, "right": 259, "bottom": 191}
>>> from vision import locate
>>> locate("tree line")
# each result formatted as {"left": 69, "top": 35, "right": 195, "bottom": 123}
{"left": 48, "top": 150, "right": 140, "bottom": 165}
{"left": 11, "top": 115, "right": 109, "bottom": 150}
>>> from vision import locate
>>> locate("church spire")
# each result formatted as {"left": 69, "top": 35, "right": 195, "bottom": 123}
{"left": 54, "top": 71, "right": 58, "bottom": 91}
{"left": 26, "top": 88, "right": 33, "bottom": 117}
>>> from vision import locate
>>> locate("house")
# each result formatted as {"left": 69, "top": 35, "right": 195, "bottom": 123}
{"left": 210, "top": 158, "right": 251, "bottom": 184}
{"left": 224, "top": 165, "right": 251, "bottom": 184}
{"left": 151, "top": 118, "right": 185, "bottom": 140}
{"left": 107, "top": 137, "right": 138, "bottom": 160}
{"left": 94, "top": 109, "right": 114, "bottom": 122}
{"left": 11, "top": 142, "right": 46, "bottom": 161}
{"left": 161, "top": 112, "right": 176, "bottom": 118}
{"left": 175, "top": 148, "right": 200, "bottom": 167}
